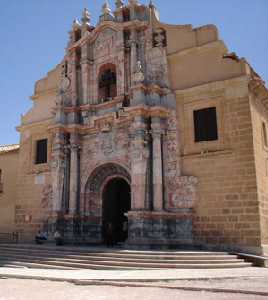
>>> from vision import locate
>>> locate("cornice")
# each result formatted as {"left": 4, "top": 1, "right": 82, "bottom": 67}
{"left": 48, "top": 105, "right": 170, "bottom": 135}
{"left": 17, "top": 118, "right": 53, "bottom": 132}
{"left": 31, "top": 87, "right": 58, "bottom": 101}
{"left": 175, "top": 75, "right": 249, "bottom": 97}
{"left": 64, "top": 95, "right": 125, "bottom": 113}
{"left": 168, "top": 40, "right": 227, "bottom": 60}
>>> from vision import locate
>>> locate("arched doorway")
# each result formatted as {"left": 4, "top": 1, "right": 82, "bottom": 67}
{"left": 102, "top": 178, "right": 131, "bottom": 244}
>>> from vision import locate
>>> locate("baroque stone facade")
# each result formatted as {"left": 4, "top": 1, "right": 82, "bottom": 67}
{"left": 1, "top": 1, "right": 268, "bottom": 255}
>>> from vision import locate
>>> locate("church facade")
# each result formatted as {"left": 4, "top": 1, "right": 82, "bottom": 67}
{"left": 1, "top": 1, "right": 268, "bottom": 255}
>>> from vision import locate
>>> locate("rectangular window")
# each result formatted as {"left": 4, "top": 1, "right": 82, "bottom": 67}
{"left": 35, "top": 139, "right": 48, "bottom": 164}
{"left": 194, "top": 107, "right": 218, "bottom": 142}
{"left": 262, "top": 122, "right": 268, "bottom": 148}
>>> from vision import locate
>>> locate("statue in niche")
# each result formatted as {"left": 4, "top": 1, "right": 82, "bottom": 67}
{"left": 133, "top": 60, "right": 145, "bottom": 84}
{"left": 153, "top": 28, "right": 167, "bottom": 48}
{"left": 56, "top": 61, "right": 72, "bottom": 107}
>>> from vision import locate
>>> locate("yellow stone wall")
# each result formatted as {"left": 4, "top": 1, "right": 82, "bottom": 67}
{"left": 15, "top": 121, "right": 53, "bottom": 241}
{"left": 0, "top": 148, "right": 19, "bottom": 233}
{"left": 13, "top": 64, "right": 60, "bottom": 241}
{"left": 250, "top": 98, "right": 268, "bottom": 255}
{"left": 176, "top": 77, "right": 262, "bottom": 254}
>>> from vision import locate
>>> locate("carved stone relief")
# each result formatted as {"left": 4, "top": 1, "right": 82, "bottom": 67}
{"left": 41, "top": 184, "right": 53, "bottom": 209}
{"left": 84, "top": 163, "right": 131, "bottom": 216}
{"left": 94, "top": 28, "right": 118, "bottom": 59}
{"left": 100, "top": 131, "right": 116, "bottom": 156}
{"left": 166, "top": 176, "right": 198, "bottom": 211}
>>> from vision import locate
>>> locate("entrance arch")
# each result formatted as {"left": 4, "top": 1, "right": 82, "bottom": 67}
{"left": 84, "top": 163, "right": 131, "bottom": 243}
{"left": 102, "top": 178, "right": 131, "bottom": 243}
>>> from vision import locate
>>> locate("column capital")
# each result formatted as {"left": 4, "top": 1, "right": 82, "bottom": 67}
{"left": 70, "top": 143, "right": 81, "bottom": 152}
{"left": 151, "top": 130, "right": 164, "bottom": 139}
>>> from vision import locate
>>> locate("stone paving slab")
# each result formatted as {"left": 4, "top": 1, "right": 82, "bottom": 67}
{"left": 1, "top": 266, "right": 268, "bottom": 282}
{"left": 1, "top": 279, "right": 267, "bottom": 300}
{"left": 74, "top": 280, "right": 268, "bottom": 297}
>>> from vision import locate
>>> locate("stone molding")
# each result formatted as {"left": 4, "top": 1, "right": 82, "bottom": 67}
{"left": 85, "top": 162, "right": 131, "bottom": 193}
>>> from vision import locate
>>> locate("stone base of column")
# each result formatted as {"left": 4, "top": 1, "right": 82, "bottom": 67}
{"left": 80, "top": 215, "right": 102, "bottom": 244}
{"left": 52, "top": 214, "right": 103, "bottom": 244}
{"left": 126, "top": 210, "right": 194, "bottom": 248}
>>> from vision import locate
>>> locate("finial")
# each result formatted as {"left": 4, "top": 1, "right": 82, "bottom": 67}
{"left": 100, "top": 0, "right": 115, "bottom": 22}
{"left": 82, "top": 8, "right": 91, "bottom": 25}
{"left": 149, "top": 0, "right": 154, "bottom": 8}
{"left": 102, "top": 0, "right": 112, "bottom": 15}
{"left": 115, "top": 0, "right": 124, "bottom": 9}
{"left": 72, "top": 18, "right": 81, "bottom": 29}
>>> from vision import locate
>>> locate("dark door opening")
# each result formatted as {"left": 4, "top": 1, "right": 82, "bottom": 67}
{"left": 102, "top": 178, "right": 131, "bottom": 244}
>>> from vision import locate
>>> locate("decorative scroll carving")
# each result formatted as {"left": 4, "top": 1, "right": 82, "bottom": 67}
{"left": 167, "top": 176, "right": 198, "bottom": 210}
{"left": 41, "top": 184, "right": 53, "bottom": 209}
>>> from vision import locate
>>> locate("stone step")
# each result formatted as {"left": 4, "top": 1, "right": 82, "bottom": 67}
{"left": 0, "top": 244, "right": 252, "bottom": 270}
{"left": 0, "top": 251, "right": 245, "bottom": 265}
{"left": 0, "top": 258, "right": 252, "bottom": 270}
{"left": 44, "top": 258, "right": 251, "bottom": 269}
{"left": 0, "top": 244, "right": 230, "bottom": 256}
{"left": 0, "top": 258, "right": 143, "bottom": 270}
{"left": 0, "top": 246, "right": 236, "bottom": 259}
{"left": 0, "top": 259, "right": 79, "bottom": 270}
{"left": 0, "top": 248, "right": 239, "bottom": 261}
{"left": 0, "top": 254, "right": 252, "bottom": 270}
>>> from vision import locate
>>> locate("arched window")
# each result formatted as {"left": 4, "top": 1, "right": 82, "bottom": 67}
{"left": 98, "top": 64, "right": 117, "bottom": 102}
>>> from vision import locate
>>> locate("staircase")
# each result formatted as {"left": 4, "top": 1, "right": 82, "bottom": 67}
{"left": 0, "top": 233, "right": 18, "bottom": 244}
{"left": 0, "top": 244, "right": 252, "bottom": 270}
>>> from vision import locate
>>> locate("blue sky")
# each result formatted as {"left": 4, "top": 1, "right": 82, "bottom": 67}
{"left": 0, "top": 0, "right": 267, "bottom": 145}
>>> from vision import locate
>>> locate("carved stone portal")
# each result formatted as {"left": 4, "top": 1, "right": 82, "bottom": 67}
{"left": 86, "top": 163, "right": 131, "bottom": 193}
{"left": 84, "top": 163, "right": 131, "bottom": 218}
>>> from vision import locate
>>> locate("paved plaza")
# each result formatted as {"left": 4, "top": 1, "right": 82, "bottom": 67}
{"left": 0, "top": 277, "right": 268, "bottom": 300}
{"left": 1, "top": 266, "right": 268, "bottom": 299}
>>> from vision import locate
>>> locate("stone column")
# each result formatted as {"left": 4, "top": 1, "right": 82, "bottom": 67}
{"left": 130, "top": 29, "right": 137, "bottom": 86}
{"left": 151, "top": 117, "right": 164, "bottom": 211}
{"left": 130, "top": 116, "right": 149, "bottom": 210}
{"left": 69, "top": 133, "right": 80, "bottom": 214}
{"left": 51, "top": 131, "right": 65, "bottom": 212}
{"left": 70, "top": 52, "right": 77, "bottom": 106}
{"left": 81, "top": 44, "right": 90, "bottom": 105}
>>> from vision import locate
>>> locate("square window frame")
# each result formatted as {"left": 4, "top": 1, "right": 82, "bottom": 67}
{"left": 29, "top": 133, "right": 52, "bottom": 174}
{"left": 193, "top": 107, "right": 219, "bottom": 143}
{"left": 182, "top": 97, "right": 226, "bottom": 156}
{"left": 35, "top": 139, "right": 48, "bottom": 165}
